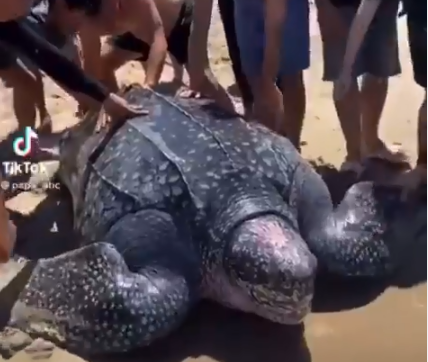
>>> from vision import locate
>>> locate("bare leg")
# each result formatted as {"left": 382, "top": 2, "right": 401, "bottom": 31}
{"left": 0, "top": 65, "right": 39, "bottom": 130}
{"left": 333, "top": 79, "right": 362, "bottom": 163}
{"left": 417, "top": 92, "right": 427, "bottom": 166}
{"left": 170, "top": 55, "right": 184, "bottom": 84}
{"left": 360, "top": 75, "right": 388, "bottom": 154}
{"left": 32, "top": 69, "right": 52, "bottom": 133}
{"left": 394, "top": 91, "right": 426, "bottom": 193}
{"left": 280, "top": 72, "right": 306, "bottom": 149}
{"left": 0, "top": 185, "right": 15, "bottom": 263}
{"left": 359, "top": 74, "right": 408, "bottom": 163}
{"left": 218, "top": 0, "right": 254, "bottom": 114}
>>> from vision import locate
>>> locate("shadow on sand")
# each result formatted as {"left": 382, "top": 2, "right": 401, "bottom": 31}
{"left": 0, "top": 129, "right": 426, "bottom": 362}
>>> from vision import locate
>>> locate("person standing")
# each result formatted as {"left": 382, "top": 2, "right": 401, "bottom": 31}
{"left": 329, "top": 0, "right": 426, "bottom": 192}
{"left": 318, "top": 0, "right": 406, "bottom": 173}
{"left": 233, "top": 0, "right": 310, "bottom": 149}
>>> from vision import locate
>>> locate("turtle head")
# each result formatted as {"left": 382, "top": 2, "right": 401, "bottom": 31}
{"left": 223, "top": 214, "right": 317, "bottom": 325}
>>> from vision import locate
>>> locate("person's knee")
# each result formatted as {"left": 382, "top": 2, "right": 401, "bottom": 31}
{"left": 362, "top": 74, "right": 388, "bottom": 88}
{"left": 280, "top": 72, "right": 305, "bottom": 94}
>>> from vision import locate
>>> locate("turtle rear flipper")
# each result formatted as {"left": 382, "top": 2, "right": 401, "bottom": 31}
{"left": 5, "top": 210, "right": 200, "bottom": 355}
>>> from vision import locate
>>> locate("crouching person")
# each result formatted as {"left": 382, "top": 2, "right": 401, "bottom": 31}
{"left": 79, "top": 0, "right": 236, "bottom": 113}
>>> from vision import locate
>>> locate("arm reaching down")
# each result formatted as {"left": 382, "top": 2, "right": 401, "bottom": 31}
{"left": 186, "top": 0, "right": 235, "bottom": 113}
{"left": 132, "top": 0, "right": 168, "bottom": 87}
{"left": 263, "top": 0, "right": 287, "bottom": 81}
{"left": 187, "top": 0, "right": 212, "bottom": 79}
{"left": 79, "top": 24, "right": 103, "bottom": 81}
{"left": 333, "top": 0, "right": 382, "bottom": 99}
{"left": 340, "top": 0, "right": 382, "bottom": 75}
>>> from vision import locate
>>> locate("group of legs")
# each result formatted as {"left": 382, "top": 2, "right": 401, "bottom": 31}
{"left": 223, "top": 0, "right": 423, "bottom": 171}
{"left": 217, "top": 0, "right": 425, "bottom": 189}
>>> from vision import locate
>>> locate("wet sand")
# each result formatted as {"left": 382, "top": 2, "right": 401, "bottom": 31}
{"left": 0, "top": 7, "right": 426, "bottom": 362}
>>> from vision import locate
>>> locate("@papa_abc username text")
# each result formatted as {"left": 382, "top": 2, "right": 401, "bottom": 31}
{"left": 0, "top": 180, "right": 60, "bottom": 192}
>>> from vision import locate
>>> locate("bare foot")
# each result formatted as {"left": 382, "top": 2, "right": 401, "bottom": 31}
{"left": 362, "top": 141, "right": 410, "bottom": 168}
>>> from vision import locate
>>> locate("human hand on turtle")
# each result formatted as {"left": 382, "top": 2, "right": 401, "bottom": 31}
{"left": 97, "top": 93, "right": 149, "bottom": 132}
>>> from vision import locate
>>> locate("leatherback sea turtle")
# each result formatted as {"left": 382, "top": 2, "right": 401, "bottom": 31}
{"left": 2, "top": 86, "right": 426, "bottom": 355}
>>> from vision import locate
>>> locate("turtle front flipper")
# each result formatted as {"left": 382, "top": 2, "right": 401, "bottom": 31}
{"left": 293, "top": 161, "right": 427, "bottom": 277}
{"left": 5, "top": 210, "right": 201, "bottom": 356}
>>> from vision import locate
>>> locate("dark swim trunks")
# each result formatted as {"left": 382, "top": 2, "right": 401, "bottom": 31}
{"left": 0, "top": 0, "right": 73, "bottom": 70}
{"left": 111, "top": 0, "right": 193, "bottom": 65}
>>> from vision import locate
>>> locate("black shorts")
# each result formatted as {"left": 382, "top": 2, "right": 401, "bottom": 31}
{"left": 112, "top": 0, "right": 193, "bottom": 65}
{"left": 407, "top": 19, "right": 427, "bottom": 88}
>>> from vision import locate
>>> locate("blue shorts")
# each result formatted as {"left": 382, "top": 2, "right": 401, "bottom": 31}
{"left": 234, "top": 0, "right": 310, "bottom": 80}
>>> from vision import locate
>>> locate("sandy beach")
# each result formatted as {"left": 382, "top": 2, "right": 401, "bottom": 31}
{"left": 0, "top": 6, "right": 426, "bottom": 362}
